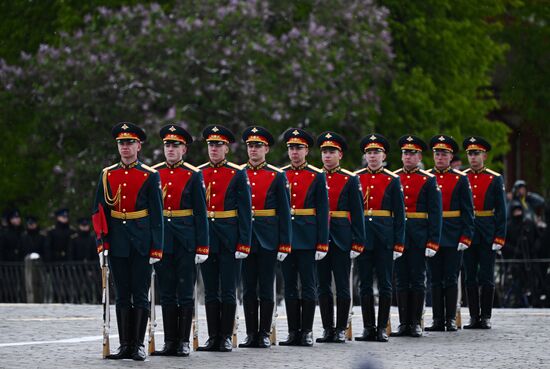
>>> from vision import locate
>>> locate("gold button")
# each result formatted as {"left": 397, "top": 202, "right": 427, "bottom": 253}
{"left": 254, "top": 172, "right": 257, "bottom": 176}
{"left": 123, "top": 183, "right": 127, "bottom": 186}
{"left": 213, "top": 181, "right": 216, "bottom": 184}
{"left": 122, "top": 209, "right": 126, "bottom": 212}
{"left": 213, "top": 194, "right": 216, "bottom": 197}
{"left": 252, "top": 194, "right": 255, "bottom": 197}
{"left": 168, "top": 182, "right": 172, "bottom": 186}
{"left": 167, "top": 195, "right": 171, "bottom": 198}
{"left": 125, "top": 171, "right": 128, "bottom": 174}
{"left": 290, "top": 209, "right": 296, "bottom": 215}
{"left": 170, "top": 171, "right": 174, "bottom": 174}
{"left": 122, "top": 195, "right": 126, "bottom": 199}
{"left": 168, "top": 207, "right": 171, "bottom": 210}
{"left": 292, "top": 194, "right": 296, "bottom": 197}
{"left": 214, "top": 170, "right": 217, "bottom": 173}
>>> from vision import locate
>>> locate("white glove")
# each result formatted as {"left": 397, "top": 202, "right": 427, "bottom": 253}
{"left": 235, "top": 251, "right": 248, "bottom": 259}
{"left": 492, "top": 243, "right": 503, "bottom": 251}
{"left": 277, "top": 252, "right": 288, "bottom": 262}
{"left": 315, "top": 251, "right": 327, "bottom": 261}
{"left": 350, "top": 250, "right": 361, "bottom": 259}
{"left": 195, "top": 254, "right": 208, "bottom": 264}
{"left": 29, "top": 252, "right": 41, "bottom": 260}
{"left": 393, "top": 251, "right": 403, "bottom": 260}
{"left": 98, "top": 250, "right": 108, "bottom": 267}
{"left": 457, "top": 242, "right": 468, "bottom": 251}
{"left": 425, "top": 248, "right": 437, "bottom": 258}
{"left": 149, "top": 257, "right": 161, "bottom": 264}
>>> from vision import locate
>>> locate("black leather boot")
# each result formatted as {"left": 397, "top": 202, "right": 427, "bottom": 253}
{"left": 279, "top": 299, "right": 301, "bottom": 346}
{"left": 239, "top": 299, "right": 259, "bottom": 348}
{"left": 258, "top": 300, "right": 274, "bottom": 348}
{"left": 464, "top": 286, "right": 481, "bottom": 329}
{"left": 131, "top": 307, "right": 149, "bottom": 361}
{"left": 106, "top": 307, "right": 133, "bottom": 359}
{"left": 300, "top": 300, "right": 315, "bottom": 346}
{"left": 151, "top": 305, "right": 178, "bottom": 356}
{"left": 219, "top": 303, "right": 236, "bottom": 352}
{"left": 480, "top": 285, "right": 495, "bottom": 329}
{"left": 176, "top": 305, "right": 193, "bottom": 356}
{"left": 334, "top": 298, "right": 351, "bottom": 343}
{"left": 316, "top": 295, "right": 335, "bottom": 343}
{"left": 197, "top": 301, "right": 220, "bottom": 351}
{"left": 425, "top": 288, "right": 445, "bottom": 331}
{"left": 391, "top": 290, "right": 410, "bottom": 337}
{"left": 355, "top": 295, "right": 377, "bottom": 341}
{"left": 445, "top": 286, "right": 458, "bottom": 332}
{"left": 376, "top": 295, "right": 391, "bottom": 342}
{"left": 410, "top": 291, "right": 425, "bottom": 337}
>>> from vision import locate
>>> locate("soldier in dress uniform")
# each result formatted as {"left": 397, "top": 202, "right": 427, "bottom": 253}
{"left": 92, "top": 122, "right": 164, "bottom": 361}
{"left": 392, "top": 135, "right": 442, "bottom": 338}
{"left": 462, "top": 136, "right": 506, "bottom": 329}
{"left": 1, "top": 209, "right": 24, "bottom": 261}
{"left": 150, "top": 125, "right": 209, "bottom": 356}
{"left": 315, "top": 131, "right": 365, "bottom": 344}
{"left": 238, "top": 126, "right": 292, "bottom": 349}
{"left": 197, "top": 125, "right": 252, "bottom": 352}
{"left": 425, "top": 135, "right": 474, "bottom": 332}
{"left": 354, "top": 134, "right": 405, "bottom": 343}
{"left": 279, "top": 128, "right": 329, "bottom": 347}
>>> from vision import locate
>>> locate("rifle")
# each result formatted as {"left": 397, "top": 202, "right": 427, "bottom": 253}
{"left": 456, "top": 270, "right": 462, "bottom": 329}
{"left": 270, "top": 277, "right": 278, "bottom": 345}
{"left": 92, "top": 203, "right": 110, "bottom": 358}
{"left": 101, "top": 252, "right": 110, "bottom": 358}
{"left": 148, "top": 269, "right": 157, "bottom": 354}
{"left": 345, "top": 262, "right": 354, "bottom": 340}
{"left": 232, "top": 291, "right": 239, "bottom": 348}
{"left": 192, "top": 267, "right": 199, "bottom": 351}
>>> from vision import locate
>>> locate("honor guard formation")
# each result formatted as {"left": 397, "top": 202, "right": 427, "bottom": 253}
{"left": 92, "top": 122, "right": 507, "bottom": 361}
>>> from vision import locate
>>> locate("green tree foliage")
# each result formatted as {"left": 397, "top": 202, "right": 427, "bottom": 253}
{"left": 378, "top": 0, "right": 511, "bottom": 170}
{"left": 498, "top": 0, "right": 550, "bottom": 191}
{"left": 0, "top": 1, "right": 393, "bottom": 218}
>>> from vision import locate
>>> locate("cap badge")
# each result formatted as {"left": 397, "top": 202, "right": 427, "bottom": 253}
{"left": 121, "top": 123, "right": 129, "bottom": 130}
{"left": 406, "top": 136, "right": 413, "bottom": 142}
{"left": 469, "top": 137, "right": 476, "bottom": 142}
{"left": 292, "top": 129, "right": 300, "bottom": 136}
{"left": 438, "top": 136, "right": 446, "bottom": 141}
{"left": 169, "top": 125, "right": 176, "bottom": 132}
{"left": 251, "top": 127, "right": 259, "bottom": 133}
{"left": 369, "top": 135, "right": 377, "bottom": 140}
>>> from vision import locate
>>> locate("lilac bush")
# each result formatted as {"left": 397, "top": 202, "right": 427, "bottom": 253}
{"left": 0, "top": 1, "right": 393, "bottom": 213}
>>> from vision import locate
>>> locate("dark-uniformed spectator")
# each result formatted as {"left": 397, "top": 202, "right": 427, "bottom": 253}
{"left": 44, "top": 208, "right": 75, "bottom": 262}
{"left": 510, "top": 180, "right": 545, "bottom": 224}
{"left": 1, "top": 209, "right": 24, "bottom": 261}
{"left": 69, "top": 218, "right": 96, "bottom": 261}
{"left": 21, "top": 216, "right": 46, "bottom": 257}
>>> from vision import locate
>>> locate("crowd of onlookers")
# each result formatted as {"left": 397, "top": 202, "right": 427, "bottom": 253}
{"left": 0, "top": 208, "right": 97, "bottom": 263}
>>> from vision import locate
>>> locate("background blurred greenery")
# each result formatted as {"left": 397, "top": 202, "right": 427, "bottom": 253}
{"left": 0, "top": 0, "right": 547, "bottom": 225}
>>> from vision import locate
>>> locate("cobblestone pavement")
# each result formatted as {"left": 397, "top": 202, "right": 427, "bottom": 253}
{"left": 0, "top": 304, "right": 548, "bottom": 369}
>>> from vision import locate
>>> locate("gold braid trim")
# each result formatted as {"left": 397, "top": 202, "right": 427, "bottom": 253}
{"left": 102, "top": 170, "right": 121, "bottom": 208}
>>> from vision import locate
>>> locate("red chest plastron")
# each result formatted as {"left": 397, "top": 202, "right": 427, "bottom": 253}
{"left": 326, "top": 172, "right": 349, "bottom": 211}
{"left": 434, "top": 173, "right": 460, "bottom": 211}
{"left": 107, "top": 167, "right": 148, "bottom": 212}
{"left": 247, "top": 168, "right": 276, "bottom": 210}
{"left": 202, "top": 166, "right": 237, "bottom": 211}
{"left": 467, "top": 172, "right": 493, "bottom": 211}
{"left": 399, "top": 172, "right": 428, "bottom": 212}
{"left": 159, "top": 167, "right": 192, "bottom": 210}
{"left": 287, "top": 169, "right": 316, "bottom": 209}
{"left": 358, "top": 173, "right": 391, "bottom": 210}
